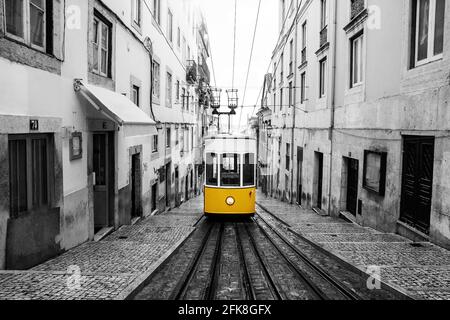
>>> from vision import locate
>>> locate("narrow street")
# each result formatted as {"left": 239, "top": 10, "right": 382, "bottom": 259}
{"left": 1, "top": 0, "right": 450, "bottom": 306}
{"left": 0, "top": 193, "right": 449, "bottom": 300}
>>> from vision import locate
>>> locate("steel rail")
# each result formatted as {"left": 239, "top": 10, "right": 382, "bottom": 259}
{"left": 249, "top": 218, "right": 329, "bottom": 300}
{"left": 255, "top": 206, "right": 362, "bottom": 300}
{"left": 234, "top": 223, "right": 256, "bottom": 300}
{"left": 170, "top": 222, "right": 215, "bottom": 300}
{"left": 204, "top": 223, "right": 225, "bottom": 300}
{"left": 242, "top": 224, "right": 287, "bottom": 300}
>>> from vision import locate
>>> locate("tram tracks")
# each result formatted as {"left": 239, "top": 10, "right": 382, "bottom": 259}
{"left": 169, "top": 218, "right": 360, "bottom": 300}
{"left": 251, "top": 213, "right": 361, "bottom": 300}
{"left": 134, "top": 209, "right": 406, "bottom": 300}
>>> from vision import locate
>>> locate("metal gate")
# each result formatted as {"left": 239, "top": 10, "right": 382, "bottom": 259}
{"left": 400, "top": 136, "right": 435, "bottom": 234}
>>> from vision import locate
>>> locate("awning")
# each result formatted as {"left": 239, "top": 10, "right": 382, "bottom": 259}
{"left": 77, "top": 81, "right": 157, "bottom": 127}
{"left": 152, "top": 105, "right": 196, "bottom": 125}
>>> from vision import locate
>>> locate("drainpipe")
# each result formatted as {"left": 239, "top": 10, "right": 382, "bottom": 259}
{"left": 289, "top": 0, "right": 299, "bottom": 204}
{"left": 327, "top": 0, "right": 338, "bottom": 216}
{"left": 144, "top": 37, "right": 156, "bottom": 121}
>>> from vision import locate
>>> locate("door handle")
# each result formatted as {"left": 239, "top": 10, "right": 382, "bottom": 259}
{"left": 93, "top": 172, "right": 96, "bottom": 186}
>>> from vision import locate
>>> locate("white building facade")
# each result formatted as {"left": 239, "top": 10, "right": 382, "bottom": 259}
{"left": 0, "top": 0, "right": 212, "bottom": 270}
{"left": 258, "top": 0, "right": 450, "bottom": 249}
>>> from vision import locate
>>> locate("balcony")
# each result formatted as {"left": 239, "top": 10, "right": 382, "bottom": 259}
{"left": 186, "top": 60, "right": 197, "bottom": 85}
{"left": 199, "top": 56, "right": 210, "bottom": 85}
{"left": 319, "top": 26, "right": 328, "bottom": 48}
{"left": 351, "top": 0, "right": 365, "bottom": 20}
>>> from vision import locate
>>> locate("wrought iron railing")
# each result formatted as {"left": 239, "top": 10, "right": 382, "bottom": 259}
{"left": 351, "top": 0, "right": 365, "bottom": 20}
{"left": 186, "top": 60, "right": 197, "bottom": 84}
{"left": 199, "top": 56, "right": 210, "bottom": 85}
{"left": 319, "top": 26, "right": 328, "bottom": 48}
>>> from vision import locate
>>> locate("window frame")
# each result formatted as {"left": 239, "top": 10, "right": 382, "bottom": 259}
{"left": 300, "top": 72, "right": 306, "bottom": 103}
{"left": 176, "top": 80, "right": 180, "bottom": 102}
{"left": 288, "top": 81, "right": 293, "bottom": 107}
{"left": 280, "top": 53, "right": 284, "bottom": 81}
{"left": 363, "top": 150, "right": 387, "bottom": 196}
{"left": 153, "top": 0, "right": 161, "bottom": 25}
{"left": 166, "top": 71, "right": 173, "bottom": 107}
{"left": 152, "top": 134, "right": 159, "bottom": 153}
{"left": 132, "top": 0, "right": 142, "bottom": 27}
{"left": 286, "top": 143, "right": 291, "bottom": 171}
{"left": 220, "top": 153, "right": 241, "bottom": 187}
{"left": 166, "top": 127, "right": 171, "bottom": 148}
{"left": 320, "top": 0, "right": 328, "bottom": 29}
{"left": 412, "top": 0, "right": 445, "bottom": 68}
{"left": 280, "top": 88, "right": 283, "bottom": 111}
{"left": 4, "top": 0, "right": 48, "bottom": 52}
{"left": 350, "top": 32, "right": 364, "bottom": 88}
{"left": 289, "top": 39, "right": 294, "bottom": 75}
{"left": 132, "top": 84, "right": 140, "bottom": 107}
{"left": 243, "top": 153, "right": 256, "bottom": 187}
{"left": 152, "top": 60, "right": 161, "bottom": 99}
{"left": 8, "top": 133, "right": 53, "bottom": 218}
{"left": 319, "top": 57, "right": 327, "bottom": 98}
{"left": 167, "top": 8, "right": 173, "bottom": 43}
{"left": 205, "top": 153, "right": 219, "bottom": 186}
{"left": 92, "top": 13, "right": 112, "bottom": 78}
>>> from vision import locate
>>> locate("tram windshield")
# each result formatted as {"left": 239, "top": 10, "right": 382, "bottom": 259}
{"left": 220, "top": 153, "right": 241, "bottom": 187}
{"left": 243, "top": 153, "right": 255, "bottom": 186}
{"left": 206, "top": 153, "right": 218, "bottom": 186}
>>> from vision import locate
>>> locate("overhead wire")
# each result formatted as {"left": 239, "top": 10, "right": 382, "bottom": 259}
{"left": 238, "top": 0, "right": 262, "bottom": 129}
{"left": 231, "top": 0, "right": 238, "bottom": 90}
{"left": 142, "top": 0, "right": 187, "bottom": 72}
{"left": 250, "top": 0, "right": 303, "bottom": 118}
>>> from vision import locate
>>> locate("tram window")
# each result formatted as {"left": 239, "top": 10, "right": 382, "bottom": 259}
{"left": 221, "top": 153, "right": 241, "bottom": 187}
{"left": 206, "top": 153, "right": 218, "bottom": 186}
{"left": 243, "top": 153, "right": 255, "bottom": 186}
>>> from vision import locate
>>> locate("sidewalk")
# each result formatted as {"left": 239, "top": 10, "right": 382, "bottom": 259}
{"left": 0, "top": 197, "right": 203, "bottom": 300}
{"left": 257, "top": 191, "right": 450, "bottom": 300}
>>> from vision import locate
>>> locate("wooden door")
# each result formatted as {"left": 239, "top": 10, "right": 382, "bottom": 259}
{"left": 93, "top": 134, "right": 109, "bottom": 230}
{"left": 346, "top": 158, "right": 359, "bottom": 216}
{"left": 400, "top": 136, "right": 434, "bottom": 234}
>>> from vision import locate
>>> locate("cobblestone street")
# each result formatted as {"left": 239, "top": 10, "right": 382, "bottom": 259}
{"left": 257, "top": 192, "right": 450, "bottom": 300}
{"left": 1, "top": 193, "right": 449, "bottom": 300}
{"left": 0, "top": 199, "right": 203, "bottom": 300}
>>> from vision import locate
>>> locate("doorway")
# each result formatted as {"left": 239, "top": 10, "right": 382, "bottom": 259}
{"left": 165, "top": 162, "right": 171, "bottom": 208}
{"left": 314, "top": 152, "right": 324, "bottom": 209}
{"left": 175, "top": 166, "right": 180, "bottom": 207}
{"left": 296, "top": 147, "right": 303, "bottom": 205}
{"left": 131, "top": 153, "right": 142, "bottom": 218}
{"left": 346, "top": 158, "right": 359, "bottom": 216}
{"left": 93, "top": 133, "right": 114, "bottom": 233}
{"left": 400, "top": 136, "right": 435, "bottom": 234}
{"left": 151, "top": 183, "right": 157, "bottom": 213}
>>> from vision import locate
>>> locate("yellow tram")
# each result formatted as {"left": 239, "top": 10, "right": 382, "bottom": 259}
{"left": 204, "top": 134, "right": 257, "bottom": 216}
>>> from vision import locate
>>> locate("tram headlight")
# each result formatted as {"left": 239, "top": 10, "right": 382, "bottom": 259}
{"left": 226, "top": 196, "right": 235, "bottom": 206}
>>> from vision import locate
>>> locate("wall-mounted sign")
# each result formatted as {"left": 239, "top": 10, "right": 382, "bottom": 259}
{"left": 363, "top": 150, "right": 387, "bottom": 196}
{"left": 70, "top": 132, "right": 83, "bottom": 161}
{"left": 30, "top": 119, "right": 39, "bottom": 131}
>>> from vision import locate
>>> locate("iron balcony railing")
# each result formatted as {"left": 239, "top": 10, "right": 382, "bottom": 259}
{"left": 186, "top": 60, "right": 197, "bottom": 85}
{"left": 320, "top": 26, "right": 328, "bottom": 48}
{"left": 351, "top": 0, "right": 365, "bottom": 20}
{"left": 199, "top": 56, "right": 210, "bottom": 85}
